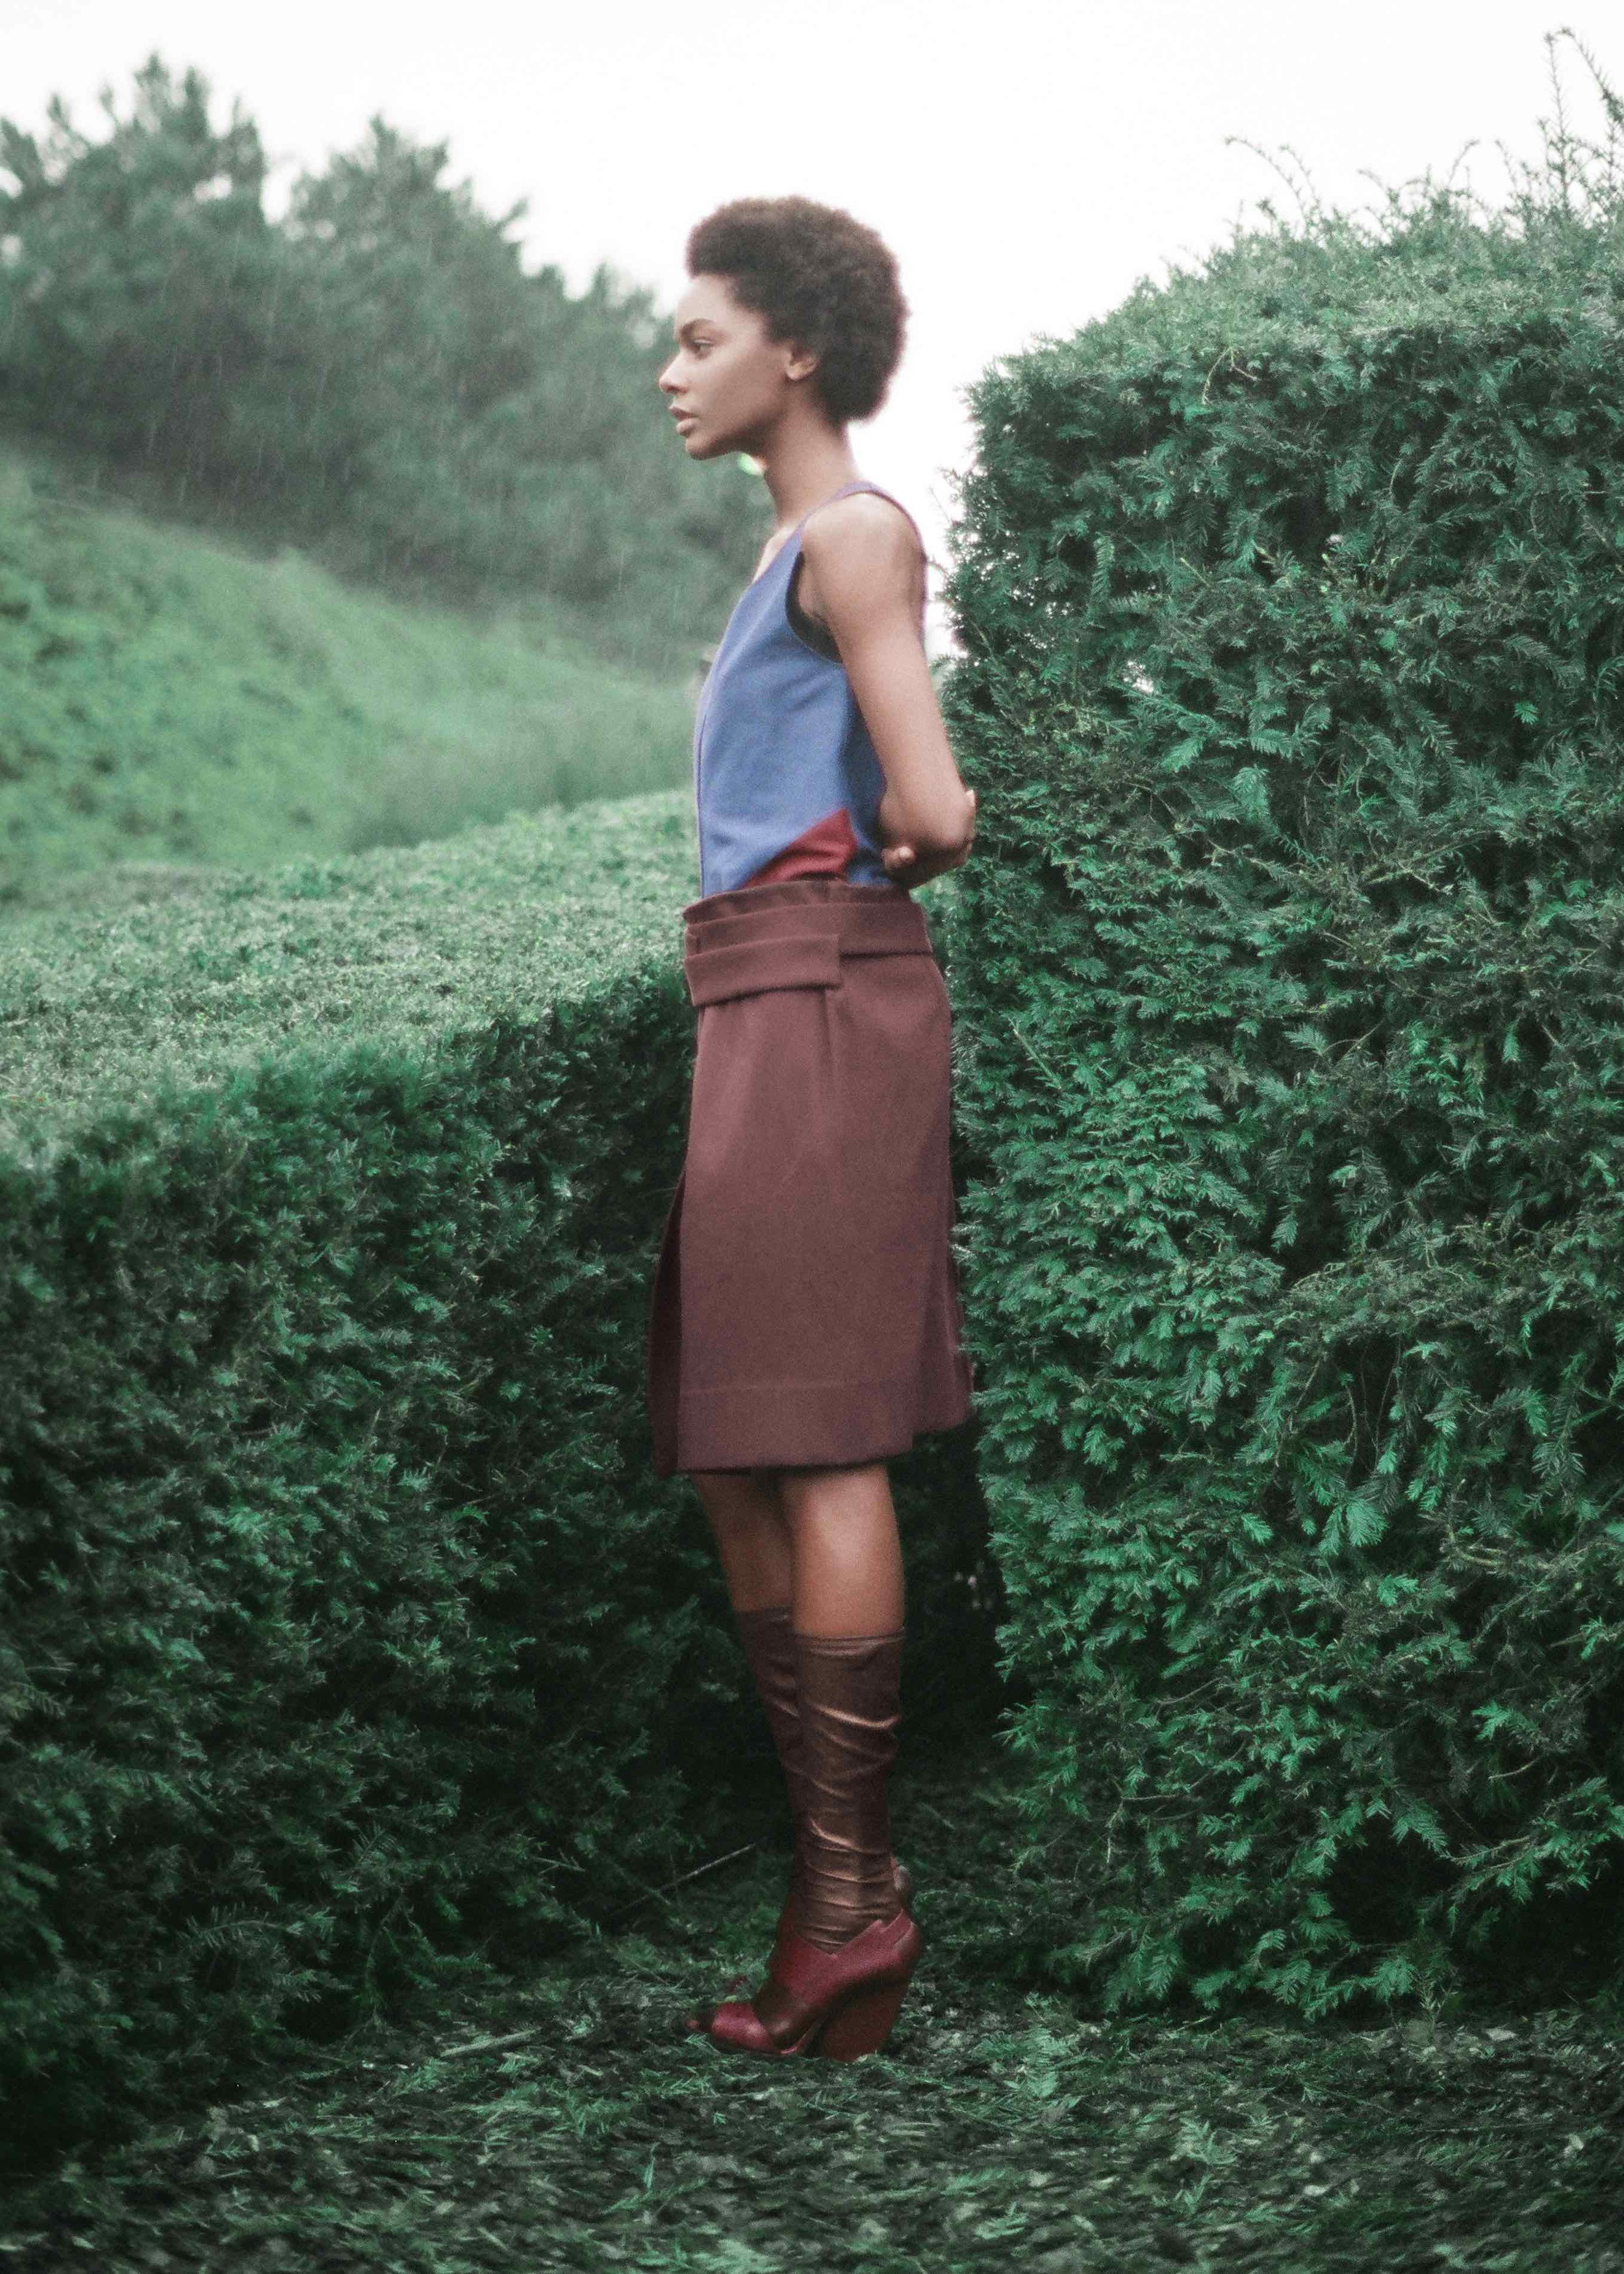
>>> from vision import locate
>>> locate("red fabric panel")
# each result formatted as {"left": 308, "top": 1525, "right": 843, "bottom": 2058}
{"left": 744, "top": 804, "right": 861, "bottom": 886}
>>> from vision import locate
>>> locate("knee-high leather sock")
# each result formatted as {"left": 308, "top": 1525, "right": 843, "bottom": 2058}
{"left": 734, "top": 1606, "right": 909, "bottom": 1937}
{"left": 791, "top": 1629, "right": 904, "bottom": 1953}
{"left": 733, "top": 1603, "right": 819, "bottom": 1930}
{"left": 734, "top": 1602, "right": 812, "bottom": 1822}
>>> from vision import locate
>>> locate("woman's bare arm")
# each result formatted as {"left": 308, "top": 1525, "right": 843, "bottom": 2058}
{"left": 798, "top": 496, "right": 976, "bottom": 886}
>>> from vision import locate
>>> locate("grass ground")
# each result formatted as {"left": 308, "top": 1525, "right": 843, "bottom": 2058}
{"left": 0, "top": 442, "right": 696, "bottom": 904}
{"left": 3, "top": 1741, "right": 1618, "bottom": 2274}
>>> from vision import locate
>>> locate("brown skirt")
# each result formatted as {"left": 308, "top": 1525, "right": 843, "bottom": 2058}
{"left": 646, "top": 877, "right": 974, "bottom": 1477}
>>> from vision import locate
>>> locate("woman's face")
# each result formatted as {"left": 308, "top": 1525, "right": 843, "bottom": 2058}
{"left": 659, "top": 273, "right": 815, "bottom": 459}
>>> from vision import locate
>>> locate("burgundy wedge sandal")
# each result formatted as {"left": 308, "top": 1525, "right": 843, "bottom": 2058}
{"left": 689, "top": 1906, "right": 922, "bottom": 2060}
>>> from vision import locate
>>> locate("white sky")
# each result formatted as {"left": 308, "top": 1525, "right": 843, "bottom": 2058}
{"left": 4, "top": 0, "right": 1612, "bottom": 649}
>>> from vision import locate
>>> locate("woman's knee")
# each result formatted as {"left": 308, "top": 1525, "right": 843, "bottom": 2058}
{"left": 778, "top": 1462, "right": 891, "bottom": 1526}
{"left": 691, "top": 1468, "right": 783, "bottom": 1535}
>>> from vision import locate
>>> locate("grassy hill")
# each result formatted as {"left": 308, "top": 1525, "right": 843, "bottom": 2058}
{"left": 0, "top": 442, "right": 698, "bottom": 908}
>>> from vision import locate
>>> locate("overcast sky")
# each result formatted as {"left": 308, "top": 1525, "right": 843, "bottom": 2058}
{"left": 5, "top": 0, "right": 1613, "bottom": 646}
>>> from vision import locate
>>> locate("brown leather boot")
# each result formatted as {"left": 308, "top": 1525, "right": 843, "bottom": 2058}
{"left": 733, "top": 1607, "right": 911, "bottom": 1934}
{"left": 690, "top": 1626, "right": 919, "bottom": 2058}
{"left": 787, "top": 1628, "right": 907, "bottom": 1952}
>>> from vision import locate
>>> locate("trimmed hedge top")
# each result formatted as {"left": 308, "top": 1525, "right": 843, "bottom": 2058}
{"left": 0, "top": 789, "right": 697, "bottom": 1144}
{"left": 1012, "top": 186, "right": 1623, "bottom": 371}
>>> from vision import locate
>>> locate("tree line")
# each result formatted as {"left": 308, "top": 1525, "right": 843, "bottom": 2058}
{"left": 0, "top": 58, "right": 763, "bottom": 665}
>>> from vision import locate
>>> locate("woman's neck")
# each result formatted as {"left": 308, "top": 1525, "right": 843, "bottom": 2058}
{"left": 755, "top": 418, "right": 859, "bottom": 532}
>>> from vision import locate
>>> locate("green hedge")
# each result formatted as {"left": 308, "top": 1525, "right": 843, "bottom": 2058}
{"left": 943, "top": 186, "right": 1624, "bottom": 2012}
{"left": 0, "top": 798, "right": 711, "bottom": 2148}
{"left": 0, "top": 795, "right": 991, "bottom": 2151}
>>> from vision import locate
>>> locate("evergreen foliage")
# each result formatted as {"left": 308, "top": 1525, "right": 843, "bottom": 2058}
{"left": 942, "top": 84, "right": 1624, "bottom": 2011}
{"left": 0, "top": 798, "right": 705, "bottom": 2146}
{"left": 0, "top": 795, "right": 990, "bottom": 2147}
{"left": 0, "top": 60, "right": 765, "bottom": 666}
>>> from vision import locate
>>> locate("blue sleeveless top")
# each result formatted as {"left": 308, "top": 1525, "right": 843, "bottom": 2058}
{"left": 692, "top": 480, "right": 926, "bottom": 899}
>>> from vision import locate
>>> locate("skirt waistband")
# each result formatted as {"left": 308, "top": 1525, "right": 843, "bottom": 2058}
{"left": 682, "top": 876, "right": 912, "bottom": 926}
{"left": 681, "top": 880, "right": 933, "bottom": 1011}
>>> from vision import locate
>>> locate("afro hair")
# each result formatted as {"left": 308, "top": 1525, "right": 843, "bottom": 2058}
{"left": 685, "top": 196, "right": 908, "bottom": 426}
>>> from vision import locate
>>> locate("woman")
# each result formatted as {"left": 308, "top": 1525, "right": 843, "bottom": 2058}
{"left": 648, "top": 196, "right": 976, "bottom": 2062}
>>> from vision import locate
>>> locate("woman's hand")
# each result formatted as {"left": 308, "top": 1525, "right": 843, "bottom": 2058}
{"left": 881, "top": 787, "right": 976, "bottom": 889}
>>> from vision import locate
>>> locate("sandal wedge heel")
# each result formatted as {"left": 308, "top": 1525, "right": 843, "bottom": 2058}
{"left": 812, "top": 1979, "right": 909, "bottom": 2061}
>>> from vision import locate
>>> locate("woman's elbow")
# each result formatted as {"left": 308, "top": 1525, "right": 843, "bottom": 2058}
{"left": 911, "top": 803, "right": 974, "bottom": 862}
{"left": 914, "top": 826, "right": 971, "bottom": 865}
{"left": 879, "top": 778, "right": 976, "bottom": 862}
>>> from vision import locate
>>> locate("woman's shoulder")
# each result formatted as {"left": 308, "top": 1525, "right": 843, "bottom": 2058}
{"left": 801, "top": 485, "right": 925, "bottom": 557}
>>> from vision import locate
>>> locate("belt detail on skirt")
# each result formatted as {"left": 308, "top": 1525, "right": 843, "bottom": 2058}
{"left": 683, "top": 890, "right": 933, "bottom": 1008}
{"left": 646, "top": 878, "right": 974, "bottom": 1479}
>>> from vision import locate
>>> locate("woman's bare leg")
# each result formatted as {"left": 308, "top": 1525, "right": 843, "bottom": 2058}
{"left": 777, "top": 1462, "right": 904, "bottom": 1636}
{"left": 691, "top": 1468, "right": 794, "bottom": 1612}
{"left": 691, "top": 1461, "right": 904, "bottom": 1630}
